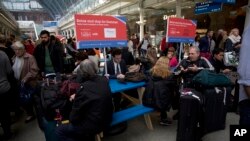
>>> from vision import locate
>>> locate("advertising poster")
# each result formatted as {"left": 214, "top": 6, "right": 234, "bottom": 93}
{"left": 166, "top": 17, "right": 197, "bottom": 43}
{"left": 74, "top": 14, "right": 127, "bottom": 49}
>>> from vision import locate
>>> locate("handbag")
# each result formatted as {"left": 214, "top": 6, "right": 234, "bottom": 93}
{"left": 192, "top": 70, "right": 231, "bottom": 88}
{"left": 224, "top": 51, "right": 239, "bottom": 67}
{"left": 20, "top": 83, "right": 36, "bottom": 105}
{"left": 125, "top": 72, "right": 146, "bottom": 82}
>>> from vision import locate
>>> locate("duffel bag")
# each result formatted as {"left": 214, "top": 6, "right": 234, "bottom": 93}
{"left": 192, "top": 70, "right": 231, "bottom": 88}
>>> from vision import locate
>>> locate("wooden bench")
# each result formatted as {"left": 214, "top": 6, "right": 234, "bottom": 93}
{"left": 96, "top": 104, "right": 154, "bottom": 141}
{"left": 111, "top": 104, "right": 154, "bottom": 126}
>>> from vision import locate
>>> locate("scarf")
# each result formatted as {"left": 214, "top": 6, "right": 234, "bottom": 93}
{"left": 228, "top": 34, "right": 241, "bottom": 44}
{"left": 12, "top": 57, "right": 24, "bottom": 80}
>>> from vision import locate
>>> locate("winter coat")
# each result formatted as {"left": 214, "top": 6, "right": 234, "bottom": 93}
{"left": 33, "top": 41, "right": 64, "bottom": 74}
{"left": 70, "top": 76, "right": 113, "bottom": 134}
{"left": 145, "top": 75, "right": 175, "bottom": 110}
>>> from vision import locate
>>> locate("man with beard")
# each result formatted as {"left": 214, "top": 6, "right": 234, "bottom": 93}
{"left": 34, "top": 30, "right": 64, "bottom": 78}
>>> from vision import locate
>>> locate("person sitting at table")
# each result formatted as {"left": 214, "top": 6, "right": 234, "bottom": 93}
{"left": 146, "top": 56, "right": 175, "bottom": 125}
{"left": 104, "top": 48, "right": 127, "bottom": 79}
{"left": 176, "top": 46, "right": 214, "bottom": 88}
{"left": 56, "top": 59, "right": 113, "bottom": 141}
{"left": 103, "top": 48, "right": 128, "bottom": 111}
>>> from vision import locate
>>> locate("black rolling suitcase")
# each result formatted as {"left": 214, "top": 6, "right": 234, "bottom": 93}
{"left": 177, "top": 88, "right": 204, "bottom": 141}
{"left": 203, "top": 87, "right": 229, "bottom": 133}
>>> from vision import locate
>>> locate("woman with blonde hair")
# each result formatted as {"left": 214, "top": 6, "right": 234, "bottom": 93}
{"left": 151, "top": 56, "right": 171, "bottom": 78}
{"left": 144, "top": 56, "right": 175, "bottom": 126}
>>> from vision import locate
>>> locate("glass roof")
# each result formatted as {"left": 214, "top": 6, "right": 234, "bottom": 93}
{"left": 1, "top": 0, "right": 43, "bottom": 11}
{"left": 0, "top": 0, "right": 82, "bottom": 19}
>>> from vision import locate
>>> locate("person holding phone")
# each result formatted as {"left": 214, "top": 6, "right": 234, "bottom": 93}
{"left": 177, "top": 46, "right": 214, "bottom": 88}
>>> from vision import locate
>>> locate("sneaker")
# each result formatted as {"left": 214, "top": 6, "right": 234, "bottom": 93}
{"left": 159, "top": 119, "right": 172, "bottom": 126}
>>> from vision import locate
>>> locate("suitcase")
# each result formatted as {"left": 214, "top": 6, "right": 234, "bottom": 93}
{"left": 203, "top": 87, "right": 228, "bottom": 133}
{"left": 177, "top": 88, "right": 204, "bottom": 141}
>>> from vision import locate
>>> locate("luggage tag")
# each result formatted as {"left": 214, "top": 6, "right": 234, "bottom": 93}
{"left": 181, "top": 89, "right": 201, "bottom": 101}
{"left": 181, "top": 88, "right": 193, "bottom": 95}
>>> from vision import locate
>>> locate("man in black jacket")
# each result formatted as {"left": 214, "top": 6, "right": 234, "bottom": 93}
{"left": 104, "top": 48, "right": 127, "bottom": 79}
{"left": 103, "top": 48, "right": 128, "bottom": 111}
{"left": 177, "top": 46, "right": 214, "bottom": 88}
{"left": 33, "top": 30, "right": 64, "bottom": 77}
{"left": 56, "top": 59, "right": 113, "bottom": 141}
{"left": 209, "top": 48, "right": 231, "bottom": 74}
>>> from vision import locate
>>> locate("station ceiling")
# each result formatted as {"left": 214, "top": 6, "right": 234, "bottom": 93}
{"left": 0, "top": 0, "right": 204, "bottom": 20}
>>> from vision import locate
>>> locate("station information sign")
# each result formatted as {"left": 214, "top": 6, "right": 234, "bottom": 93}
{"left": 74, "top": 14, "right": 127, "bottom": 49}
{"left": 166, "top": 17, "right": 196, "bottom": 43}
{"left": 43, "top": 21, "right": 58, "bottom": 27}
{"left": 211, "top": 0, "right": 236, "bottom": 4}
{"left": 195, "top": 1, "right": 222, "bottom": 15}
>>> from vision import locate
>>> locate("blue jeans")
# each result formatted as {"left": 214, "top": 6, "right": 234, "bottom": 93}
{"left": 239, "top": 100, "right": 250, "bottom": 125}
{"left": 140, "top": 49, "right": 147, "bottom": 57}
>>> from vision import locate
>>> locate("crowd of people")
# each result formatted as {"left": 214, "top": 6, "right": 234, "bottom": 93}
{"left": 0, "top": 26, "right": 249, "bottom": 141}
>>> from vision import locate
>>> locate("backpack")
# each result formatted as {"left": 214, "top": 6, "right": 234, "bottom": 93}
{"left": 60, "top": 75, "right": 81, "bottom": 97}
{"left": 125, "top": 72, "right": 146, "bottom": 82}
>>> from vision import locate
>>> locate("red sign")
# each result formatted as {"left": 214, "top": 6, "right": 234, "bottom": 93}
{"left": 166, "top": 17, "right": 196, "bottom": 43}
{"left": 74, "top": 14, "right": 127, "bottom": 49}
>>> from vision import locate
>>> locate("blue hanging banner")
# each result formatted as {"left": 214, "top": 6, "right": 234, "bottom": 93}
{"left": 195, "top": 1, "right": 222, "bottom": 15}
{"left": 43, "top": 21, "right": 58, "bottom": 27}
{"left": 211, "top": 0, "right": 236, "bottom": 4}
